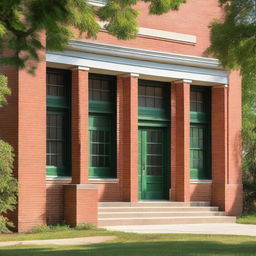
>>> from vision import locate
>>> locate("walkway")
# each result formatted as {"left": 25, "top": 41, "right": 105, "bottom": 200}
{"left": 104, "top": 223, "right": 256, "bottom": 236}
{"left": 0, "top": 236, "right": 116, "bottom": 247}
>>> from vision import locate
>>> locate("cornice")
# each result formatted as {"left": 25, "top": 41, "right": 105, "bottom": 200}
{"left": 68, "top": 40, "right": 221, "bottom": 69}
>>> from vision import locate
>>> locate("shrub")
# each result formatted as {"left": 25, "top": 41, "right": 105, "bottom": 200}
{"left": 0, "top": 140, "right": 17, "bottom": 233}
{"left": 74, "top": 223, "right": 96, "bottom": 230}
{"left": 28, "top": 224, "right": 71, "bottom": 233}
{"left": 28, "top": 225, "right": 52, "bottom": 233}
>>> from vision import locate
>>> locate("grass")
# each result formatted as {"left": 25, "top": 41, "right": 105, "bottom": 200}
{"left": 237, "top": 214, "right": 256, "bottom": 224}
{"left": 1, "top": 229, "right": 256, "bottom": 255}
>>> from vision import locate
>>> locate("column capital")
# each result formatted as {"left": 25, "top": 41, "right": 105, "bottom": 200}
{"left": 173, "top": 79, "right": 192, "bottom": 85}
{"left": 70, "top": 66, "right": 90, "bottom": 71}
{"left": 118, "top": 73, "right": 140, "bottom": 78}
{"left": 213, "top": 84, "right": 228, "bottom": 89}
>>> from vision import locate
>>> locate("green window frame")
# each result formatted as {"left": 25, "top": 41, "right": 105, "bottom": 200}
{"left": 46, "top": 68, "right": 71, "bottom": 177}
{"left": 190, "top": 86, "right": 211, "bottom": 180}
{"left": 89, "top": 74, "right": 116, "bottom": 178}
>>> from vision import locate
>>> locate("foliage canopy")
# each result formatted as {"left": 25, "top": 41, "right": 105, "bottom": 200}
{"left": 0, "top": 0, "right": 186, "bottom": 70}
{"left": 209, "top": 0, "right": 256, "bottom": 213}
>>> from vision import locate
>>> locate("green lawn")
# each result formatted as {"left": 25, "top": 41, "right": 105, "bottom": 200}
{"left": 1, "top": 229, "right": 256, "bottom": 256}
{"left": 237, "top": 215, "right": 256, "bottom": 224}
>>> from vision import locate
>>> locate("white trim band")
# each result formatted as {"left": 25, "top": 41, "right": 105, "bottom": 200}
{"left": 138, "top": 27, "right": 196, "bottom": 44}
{"left": 47, "top": 50, "right": 228, "bottom": 85}
{"left": 98, "top": 22, "right": 196, "bottom": 44}
{"left": 68, "top": 40, "right": 220, "bottom": 69}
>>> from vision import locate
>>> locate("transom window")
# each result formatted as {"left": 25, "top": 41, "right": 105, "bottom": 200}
{"left": 139, "top": 85, "right": 164, "bottom": 108}
{"left": 89, "top": 78, "right": 112, "bottom": 102}
{"left": 190, "top": 91, "right": 204, "bottom": 112}
{"left": 47, "top": 70, "right": 66, "bottom": 97}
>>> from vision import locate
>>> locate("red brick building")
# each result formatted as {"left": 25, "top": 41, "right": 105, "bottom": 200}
{"left": 0, "top": 0, "right": 243, "bottom": 232}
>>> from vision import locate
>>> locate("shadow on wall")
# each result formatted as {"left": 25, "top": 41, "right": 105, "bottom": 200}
{"left": 190, "top": 183, "right": 211, "bottom": 202}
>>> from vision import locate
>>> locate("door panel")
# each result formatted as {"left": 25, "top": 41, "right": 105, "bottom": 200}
{"left": 138, "top": 128, "right": 168, "bottom": 200}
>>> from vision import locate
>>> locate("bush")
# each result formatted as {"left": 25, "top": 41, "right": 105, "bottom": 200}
{"left": 74, "top": 223, "right": 96, "bottom": 230}
{"left": 242, "top": 72, "right": 256, "bottom": 214}
{"left": 0, "top": 140, "right": 17, "bottom": 233}
{"left": 28, "top": 225, "right": 51, "bottom": 233}
{"left": 28, "top": 223, "right": 96, "bottom": 233}
{"left": 28, "top": 224, "right": 71, "bottom": 233}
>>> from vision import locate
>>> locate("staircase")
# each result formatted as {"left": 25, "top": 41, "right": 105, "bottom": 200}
{"left": 98, "top": 201, "right": 236, "bottom": 226}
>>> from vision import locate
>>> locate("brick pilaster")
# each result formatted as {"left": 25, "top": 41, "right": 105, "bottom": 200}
{"left": 118, "top": 74, "right": 139, "bottom": 202}
{"left": 211, "top": 87, "right": 228, "bottom": 211}
{"left": 212, "top": 71, "right": 243, "bottom": 216}
{"left": 226, "top": 71, "right": 243, "bottom": 216}
{"left": 64, "top": 184, "right": 98, "bottom": 226}
{"left": 71, "top": 67, "right": 89, "bottom": 184}
{"left": 172, "top": 80, "right": 191, "bottom": 202}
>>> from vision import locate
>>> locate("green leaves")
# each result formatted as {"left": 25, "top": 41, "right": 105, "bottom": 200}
{"left": 0, "top": 74, "right": 11, "bottom": 107}
{"left": 99, "top": 0, "right": 139, "bottom": 39}
{"left": 208, "top": 0, "right": 256, "bottom": 72}
{"left": 209, "top": 0, "right": 256, "bottom": 213}
{"left": 0, "top": 139, "right": 17, "bottom": 233}
{"left": 143, "top": 0, "right": 186, "bottom": 15}
{"left": 0, "top": 0, "right": 185, "bottom": 69}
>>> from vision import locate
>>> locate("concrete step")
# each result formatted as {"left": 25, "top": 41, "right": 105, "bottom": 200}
{"left": 99, "top": 211, "right": 226, "bottom": 218}
{"left": 98, "top": 216, "right": 236, "bottom": 226}
{"left": 99, "top": 206, "right": 219, "bottom": 212}
{"left": 99, "top": 201, "right": 210, "bottom": 207}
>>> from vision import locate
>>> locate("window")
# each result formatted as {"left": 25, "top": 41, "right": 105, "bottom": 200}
{"left": 190, "top": 126, "right": 205, "bottom": 178}
{"left": 190, "top": 91, "right": 204, "bottom": 112}
{"left": 139, "top": 85, "right": 164, "bottom": 108}
{"left": 89, "top": 115, "right": 114, "bottom": 177}
{"left": 47, "top": 70, "right": 66, "bottom": 97}
{"left": 89, "top": 78, "right": 112, "bottom": 102}
{"left": 89, "top": 74, "right": 116, "bottom": 178}
{"left": 46, "top": 68, "right": 70, "bottom": 177}
{"left": 190, "top": 87, "right": 211, "bottom": 180}
{"left": 47, "top": 112, "right": 66, "bottom": 166}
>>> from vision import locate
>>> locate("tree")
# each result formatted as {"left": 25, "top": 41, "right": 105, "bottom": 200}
{"left": 0, "top": 0, "right": 186, "bottom": 71}
{"left": 0, "top": 75, "right": 17, "bottom": 233}
{"left": 208, "top": 0, "right": 256, "bottom": 213}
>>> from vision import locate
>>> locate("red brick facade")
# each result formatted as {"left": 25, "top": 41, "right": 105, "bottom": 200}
{"left": 0, "top": 0, "right": 242, "bottom": 231}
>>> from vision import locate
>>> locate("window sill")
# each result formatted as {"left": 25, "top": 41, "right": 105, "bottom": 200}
{"left": 89, "top": 178, "right": 119, "bottom": 184}
{"left": 190, "top": 179, "right": 212, "bottom": 184}
{"left": 46, "top": 176, "right": 72, "bottom": 184}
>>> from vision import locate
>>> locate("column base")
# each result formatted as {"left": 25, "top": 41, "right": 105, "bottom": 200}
{"left": 64, "top": 184, "right": 98, "bottom": 227}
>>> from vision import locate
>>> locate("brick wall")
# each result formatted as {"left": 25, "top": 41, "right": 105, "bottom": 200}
{"left": 46, "top": 184, "right": 65, "bottom": 225}
{"left": 0, "top": 37, "right": 47, "bottom": 231}
{"left": 84, "top": 0, "right": 222, "bottom": 58}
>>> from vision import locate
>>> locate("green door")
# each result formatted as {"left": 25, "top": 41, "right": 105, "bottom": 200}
{"left": 138, "top": 128, "right": 168, "bottom": 200}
